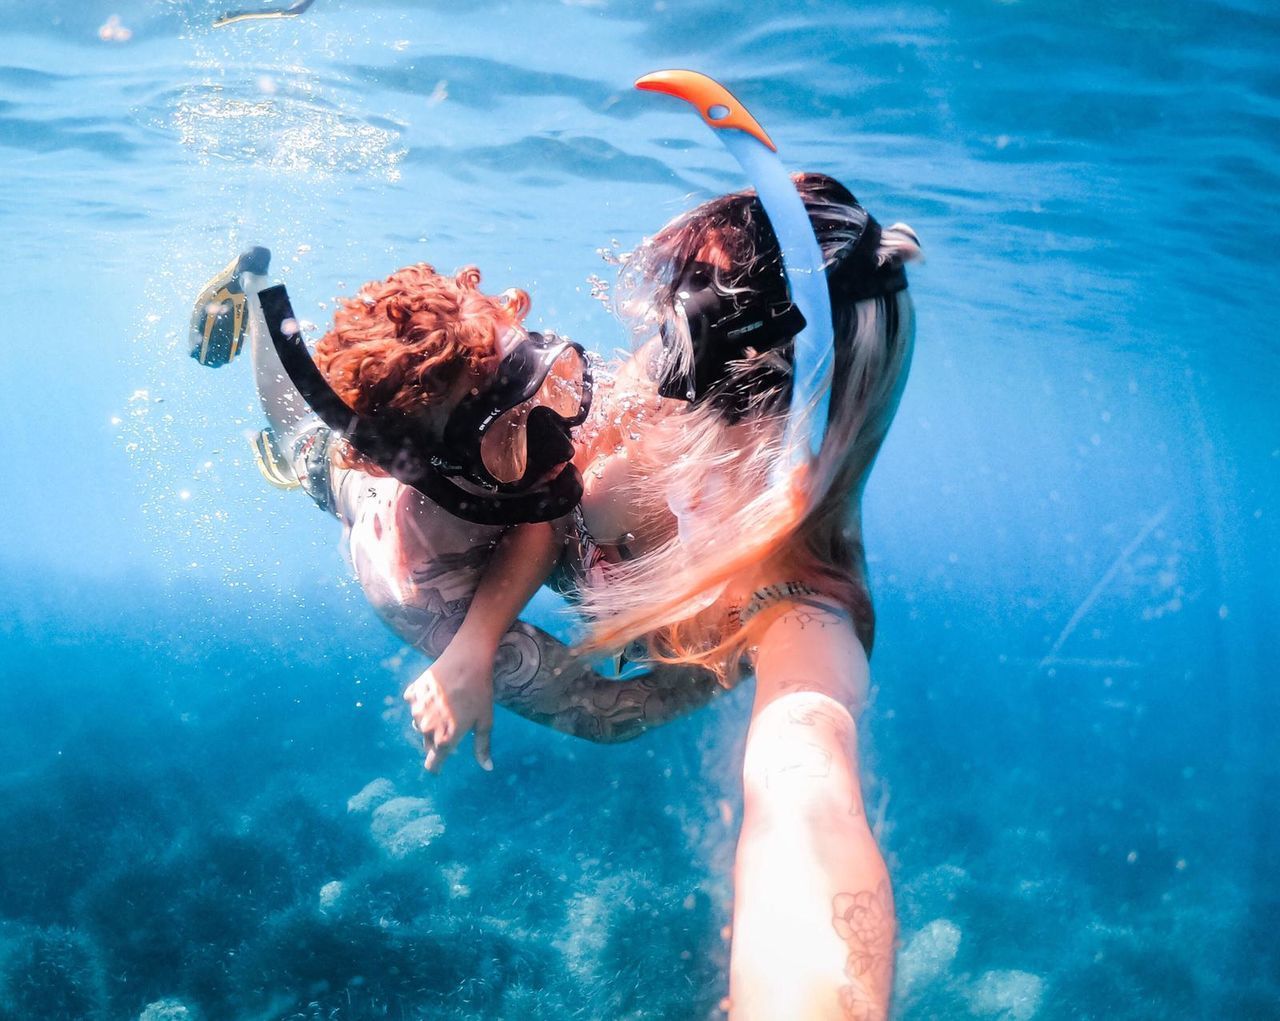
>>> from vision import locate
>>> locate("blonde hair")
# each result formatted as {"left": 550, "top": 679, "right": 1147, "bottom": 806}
{"left": 578, "top": 173, "right": 922, "bottom": 682}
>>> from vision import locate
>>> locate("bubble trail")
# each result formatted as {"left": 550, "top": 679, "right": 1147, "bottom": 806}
{"left": 1039, "top": 502, "right": 1172, "bottom": 670}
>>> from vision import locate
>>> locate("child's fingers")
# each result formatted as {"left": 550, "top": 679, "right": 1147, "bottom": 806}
{"left": 474, "top": 725, "right": 493, "bottom": 772}
{"left": 426, "top": 738, "right": 458, "bottom": 774}
{"left": 423, "top": 730, "right": 447, "bottom": 771}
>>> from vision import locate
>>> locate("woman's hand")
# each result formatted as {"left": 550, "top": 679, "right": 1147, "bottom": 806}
{"left": 403, "top": 641, "right": 496, "bottom": 773}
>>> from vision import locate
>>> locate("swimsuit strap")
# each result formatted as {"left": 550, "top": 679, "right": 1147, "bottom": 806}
{"left": 733, "top": 581, "right": 852, "bottom": 629}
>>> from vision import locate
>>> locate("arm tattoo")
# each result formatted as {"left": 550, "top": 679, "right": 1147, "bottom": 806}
{"left": 770, "top": 678, "right": 856, "bottom": 720}
{"left": 362, "top": 571, "right": 721, "bottom": 743}
{"left": 375, "top": 592, "right": 465, "bottom": 661}
{"left": 785, "top": 599, "right": 849, "bottom": 631}
{"left": 786, "top": 697, "right": 854, "bottom": 734}
{"left": 492, "top": 621, "right": 723, "bottom": 743}
{"left": 766, "top": 690, "right": 861, "bottom": 816}
{"left": 764, "top": 741, "right": 833, "bottom": 789}
{"left": 831, "top": 880, "right": 895, "bottom": 1021}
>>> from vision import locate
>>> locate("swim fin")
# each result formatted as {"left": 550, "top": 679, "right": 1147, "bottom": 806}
{"left": 189, "top": 246, "right": 272, "bottom": 367}
{"left": 250, "top": 427, "right": 301, "bottom": 489}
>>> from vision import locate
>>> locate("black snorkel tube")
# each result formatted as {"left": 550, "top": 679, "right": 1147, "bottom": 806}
{"left": 257, "top": 284, "right": 584, "bottom": 526}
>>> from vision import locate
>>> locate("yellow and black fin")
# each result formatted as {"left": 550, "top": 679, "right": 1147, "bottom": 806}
{"left": 189, "top": 246, "right": 271, "bottom": 367}
{"left": 250, "top": 428, "right": 300, "bottom": 490}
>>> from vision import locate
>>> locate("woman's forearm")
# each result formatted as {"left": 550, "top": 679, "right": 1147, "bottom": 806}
{"left": 730, "top": 692, "right": 893, "bottom": 1020}
{"left": 728, "top": 604, "right": 895, "bottom": 1020}
{"left": 489, "top": 623, "right": 724, "bottom": 742}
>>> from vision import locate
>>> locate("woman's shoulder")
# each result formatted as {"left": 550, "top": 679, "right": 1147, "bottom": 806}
{"left": 579, "top": 447, "right": 643, "bottom": 547}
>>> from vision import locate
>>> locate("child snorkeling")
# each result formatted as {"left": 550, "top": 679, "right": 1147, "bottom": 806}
{"left": 190, "top": 249, "right": 723, "bottom": 771}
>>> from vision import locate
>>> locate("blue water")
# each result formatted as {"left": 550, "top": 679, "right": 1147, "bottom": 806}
{"left": 2, "top": 0, "right": 1277, "bottom": 1017}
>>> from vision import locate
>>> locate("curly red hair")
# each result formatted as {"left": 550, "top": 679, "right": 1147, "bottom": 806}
{"left": 313, "top": 263, "right": 510, "bottom": 470}
{"left": 315, "top": 262, "right": 509, "bottom": 415}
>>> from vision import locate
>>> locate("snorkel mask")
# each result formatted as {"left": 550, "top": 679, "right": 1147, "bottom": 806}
{"left": 655, "top": 230, "right": 805, "bottom": 413}
{"left": 443, "top": 330, "right": 591, "bottom": 493}
{"left": 258, "top": 284, "right": 592, "bottom": 526}
{"left": 655, "top": 198, "right": 907, "bottom": 420}
{"left": 636, "top": 71, "right": 907, "bottom": 470}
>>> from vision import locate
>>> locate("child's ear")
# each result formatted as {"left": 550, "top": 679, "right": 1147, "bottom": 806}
{"left": 500, "top": 288, "right": 531, "bottom": 323}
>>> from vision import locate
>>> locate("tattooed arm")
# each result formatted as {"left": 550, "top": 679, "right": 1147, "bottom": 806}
{"left": 728, "top": 603, "right": 895, "bottom": 1021}
{"left": 490, "top": 620, "right": 723, "bottom": 743}
{"left": 351, "top": 513, "right": 724, "bottom": 750}
{"left": 396, "top": 600, "right": 724, "bottom": 748}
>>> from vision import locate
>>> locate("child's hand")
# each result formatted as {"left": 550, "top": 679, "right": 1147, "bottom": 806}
{"left": 403, "top": 642, "right": 496, "bottom": 774}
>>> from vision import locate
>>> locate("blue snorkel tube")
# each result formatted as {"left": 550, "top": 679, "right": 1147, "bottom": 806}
{"left": 635, "top": 70, "right": 835, "bottom": 475}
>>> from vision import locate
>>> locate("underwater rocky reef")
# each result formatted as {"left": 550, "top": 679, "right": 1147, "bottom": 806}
{"left": 1, "top": 568, "right": 1275, "bottom": 1019}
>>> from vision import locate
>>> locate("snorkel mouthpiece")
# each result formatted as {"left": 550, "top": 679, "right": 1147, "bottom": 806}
{"left": 635, "top": 71, "right": 778, "bottom": 151}
{"left": 636, "top": 70, "right": 835, "bottom": 469}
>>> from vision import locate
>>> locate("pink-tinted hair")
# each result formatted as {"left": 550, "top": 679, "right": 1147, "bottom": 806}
{"left": 578, "top": 173, "right": 923, "bottom": 682}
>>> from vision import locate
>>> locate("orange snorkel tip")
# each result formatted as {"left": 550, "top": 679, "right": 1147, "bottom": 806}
{"left": 634, "top": 70, "right": 777, "bottom": 152}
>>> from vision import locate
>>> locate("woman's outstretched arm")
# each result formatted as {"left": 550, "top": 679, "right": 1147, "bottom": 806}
{"left": 729, "top": 602, "right": 895, "bottom": 1021}
{"left": 489, "top": 621, "right": 724, "bottom": 743}
{"left": 346, "top": 508, "right": 724, "bottom": 746}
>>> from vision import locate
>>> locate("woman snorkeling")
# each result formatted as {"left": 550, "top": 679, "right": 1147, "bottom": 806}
{"left": 543, "top": 72, "right": 921, "bottom": 1018}
{"left": 569, "top": 164, "right": 921, "bottom": 1017}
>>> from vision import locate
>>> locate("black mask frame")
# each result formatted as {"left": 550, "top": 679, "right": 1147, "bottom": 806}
{"left": 655, "top": 198, "right": 907, "bottom": 419}
{"left": 443, "top": 331, "right": 592, "bottom": 492}
{"left": 258, "top": 284, "right": 586, "bottom": 526}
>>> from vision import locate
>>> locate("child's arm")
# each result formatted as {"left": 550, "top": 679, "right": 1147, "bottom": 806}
{"left": 403, "top": 517, "right": 566, "bottom": 772}
{"left": 341, "top": 479, "right": 725, "bottom": 758}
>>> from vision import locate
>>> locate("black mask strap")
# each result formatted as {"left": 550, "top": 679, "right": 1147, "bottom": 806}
{"left": 258, "top": 284, "right": 582, "bottom": 525}
{"left": 825, "top": 215, "right": 908, "bottom": 303}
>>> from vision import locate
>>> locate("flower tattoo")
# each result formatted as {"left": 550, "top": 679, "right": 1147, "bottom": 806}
{"left": 831, "top": 880, "right": 894, "bottom": 1020}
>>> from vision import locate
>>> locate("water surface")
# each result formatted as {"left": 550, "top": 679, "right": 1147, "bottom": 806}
{"left": 1, "top": 1, "right": 1277, "bottom": 1017}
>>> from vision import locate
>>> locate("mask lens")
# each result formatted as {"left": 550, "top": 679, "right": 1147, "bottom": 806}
{"left": 478, "top": 346, "right": 587, "bottom": 485}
